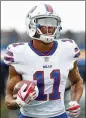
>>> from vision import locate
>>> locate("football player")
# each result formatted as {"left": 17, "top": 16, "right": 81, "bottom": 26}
{"left": 4, "top": 3, "right": 83, "bottom": 118}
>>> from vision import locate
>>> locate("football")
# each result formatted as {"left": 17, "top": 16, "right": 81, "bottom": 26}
{"left": 13, "top": 80, "right": 35, "bottom": 97}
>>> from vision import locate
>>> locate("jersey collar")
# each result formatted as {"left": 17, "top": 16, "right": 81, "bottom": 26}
{"left": 28, "top": 40, "right": 58, "bottom": 56}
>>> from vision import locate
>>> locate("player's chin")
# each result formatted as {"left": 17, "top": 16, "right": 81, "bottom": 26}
{"left": 41, "top": 41, "right": 53, "bottom": 45}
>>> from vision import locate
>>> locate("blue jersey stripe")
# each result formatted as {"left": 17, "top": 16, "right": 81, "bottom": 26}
{"left": 74, "top": 51, "right": 80, "bottom": 58}
{"left": 4, "top": 56, "right": 14, "bottom": 62}
{"left": 6, "top": 50, "right": 13, "bottom": 56}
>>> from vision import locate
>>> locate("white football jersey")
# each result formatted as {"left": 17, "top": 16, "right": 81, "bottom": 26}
{"left": 4, "top": 39, "right": 80, "bottom": 118}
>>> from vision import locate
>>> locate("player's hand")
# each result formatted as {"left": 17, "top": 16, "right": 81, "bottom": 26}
{"left": 15, "top": 83, "right": 39, "bottom": 107}
{"left": 66, "top": 101, "right": 81, "bottom": 118}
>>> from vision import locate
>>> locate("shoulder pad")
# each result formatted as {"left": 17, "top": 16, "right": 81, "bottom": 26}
{"left": 60, "top": 38, "right": 73, "bottom": 43}
{"left": 4, "top": 42, "right": 25, "bottom": 65}
{"left": 60, "top": 38, "right": 80, "bottom": 58}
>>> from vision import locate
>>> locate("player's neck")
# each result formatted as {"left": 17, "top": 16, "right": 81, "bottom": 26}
{"left": 32, "top": 40, "right": 54, "bottom": 52}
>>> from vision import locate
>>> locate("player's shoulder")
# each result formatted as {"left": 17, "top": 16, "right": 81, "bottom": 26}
{"left": 7, "top": 42, "right": 29, "bottom": 55}
{"left": 58, "top": 38, "right": 74, "bottom": 44}
{"left": 4, "top": 42, "right": 28, "bottom": 65}
{"left": 57, "top": 38, "right": 80, "bottom": 58}
{"left": 58, "top": 38, "right": 78, "bottom": 49}
{"left": 7, "top": 42, "right": 28, "bottom": 51}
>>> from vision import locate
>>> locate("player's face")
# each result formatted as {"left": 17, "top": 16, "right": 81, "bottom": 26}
{"left": 36, "top": 17, "right": 56, "bottom": 36}
{"left": 40, "top": 26, "right": 55, "bottom": 35}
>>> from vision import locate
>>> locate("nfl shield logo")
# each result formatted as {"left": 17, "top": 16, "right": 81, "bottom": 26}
{"left": 44, "top": 57, "right": 49, "bottom": 62}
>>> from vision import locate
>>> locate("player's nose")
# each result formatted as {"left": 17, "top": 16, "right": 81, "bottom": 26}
{"left": 47, "top": 26, "right": 55, "bottom": 34}
{"left": 44, "top": 26, "right": 55, "bottom": 34}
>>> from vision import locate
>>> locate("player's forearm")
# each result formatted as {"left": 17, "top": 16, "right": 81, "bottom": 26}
{"left": 5, "top": 95, "right": 20, "bottom": 110}
{"left": 71, "top": 78, "right": 83, "bottom": 102}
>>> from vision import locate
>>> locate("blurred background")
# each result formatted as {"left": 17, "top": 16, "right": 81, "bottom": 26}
{"left": 1, "top": 1, "right": 85, "bottom": 118}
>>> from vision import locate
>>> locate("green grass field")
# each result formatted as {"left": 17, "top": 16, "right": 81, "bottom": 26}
{"left": 1, "top": 96, "right": 9, "bottom": 118}
{"left": 1, "top": 96, "right": 19, "bottom": 118}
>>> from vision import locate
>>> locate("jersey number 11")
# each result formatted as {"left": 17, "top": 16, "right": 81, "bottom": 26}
{"left": 33, "top": 69, "right": 60, "bottom": 101}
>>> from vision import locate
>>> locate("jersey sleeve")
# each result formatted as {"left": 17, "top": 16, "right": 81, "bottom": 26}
{"left": 61, "top": 38, "right": 80, "bottom": 71}
{"left": 69, "top": 40, "right": 80, "bottom": 70}
{"left": 4, "top": 43, "right": 21, "bottom": 73}
{"left": 68, "top": 39, "right": 80, "bottom": 70}
{"left": 61, "top": 38, "right": 80, "bottom": 59}
{"left": 72, "top": 40, "right": 80, "bottom": 60}
{"left": 4, "top": 44, "right": 16, "bottom": 65}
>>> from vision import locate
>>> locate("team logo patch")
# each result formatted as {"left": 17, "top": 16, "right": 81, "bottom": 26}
{"left": 43, "top": 65, "right": 52, "bottom": 68}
